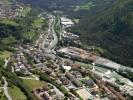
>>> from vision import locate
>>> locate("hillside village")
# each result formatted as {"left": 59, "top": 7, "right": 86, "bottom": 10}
{"left": 0, "top": 1, "right": 23, "bottom": 19}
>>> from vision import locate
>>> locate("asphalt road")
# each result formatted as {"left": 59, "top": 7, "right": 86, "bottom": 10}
{"left": 47, "top": 15, "right": 58, "bottom": 51}
{"left": 2, "top": 77, "right": 12, "bottom": 100}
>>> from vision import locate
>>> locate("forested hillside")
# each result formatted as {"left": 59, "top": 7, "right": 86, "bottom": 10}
{"left": 17, "top": 0, "right": 88, "bottom": 11}
{"left": 71, "top": 0, "right": 133, "bottom": 66}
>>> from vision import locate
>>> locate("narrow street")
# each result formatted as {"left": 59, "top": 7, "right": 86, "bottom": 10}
{"left": 4, "top": 58, "right": 9, "bottom": 68}
{"left": 2, "top": 77, "right": 12, "bottom": 100}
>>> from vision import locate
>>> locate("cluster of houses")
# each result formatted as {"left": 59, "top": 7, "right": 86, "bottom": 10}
{"left": 0, "top": 1, "right": 23, "bottom": 19}
{"left": 65, "top": 70, "right": 100, "bottom": 98}
{"left": 59, "top": 58, "right": 129, "bottom": 100}
{"left": 20, "top": 46, "right": 60, "bottom": 75}
{"left": 37, "top": 32, "right": 54, "bottom": 49}
{"left": 16, "top": 45, "right": 132, "bottom": 99}
{"left": 28, "top": 47, "right": 46, "bottom": 64}
{"left": 65, "top": 72, "right": 82, "bottom": 88}
{"left": 11, "top": 51, "right": 31, "bottom": 75}
{"left": 62, "top": 31, "right": 79, "bottom": 41}
{"left": 21, "top": 45, "right": 102, "bottom": 99}
{"left": 57, "top": 60, "right": 104, "bottom": 99}
{"left": 32, "top": 84, "right": 64, "bottom": 100}
{"left": 120, "top": 85, "right": 133, "bottom": 97}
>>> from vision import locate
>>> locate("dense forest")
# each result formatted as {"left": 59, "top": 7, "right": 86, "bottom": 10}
{"left": 70, "top": 0, "right": 133, "bottom": 67}
{"left": 0, "top": 22, "right": 23, "bottom": 39}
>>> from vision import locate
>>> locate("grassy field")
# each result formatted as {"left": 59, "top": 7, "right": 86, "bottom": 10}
{"left": 32, "top": 17, "right": 44, "bottom": 28}
{"left": 22, "top": 79, "right": 47, "bottom": 90}
{"left": 74, "top": 2, "right": 95, "bottom": 11}
{"left": 0, "top": 81, "right": 3, "bottom": 87}
{"left": 3, "top": 0, "right": 12, "bottom": 4}
{"left": 21, "top": 6, "right": 31, "bottom": 17}
{"left": 0, "top": 19, "right": 19, "bottom": 26}
{"left": 0, "top": 51, "right": 11, "bottom": 59}
{"left": 8, "top": 85, "right": 27, "bottom": 100}
{"left": 20, "top": 75, "right": 35, "bottom": 79}
{"left": 1, "top": 36, "right": 16, "bottom": 45}
{"left": 0, "top": 88, "right": 7, "bottom": 100}
{"left": 23, "top": 29, "right": 38, "bottom": 41}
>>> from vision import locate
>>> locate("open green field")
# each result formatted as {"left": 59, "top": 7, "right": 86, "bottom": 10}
{"left": 0, "top": 89, "right": 7, "bottom": 100}
{"left": 0, "top": 51, "right": 11, "bottom": 59}
{"left": 0, "top": 81, "right": 3, "bottom": 87}
{"left": 8, "top": 85, "right": 27, "bottom": 100}
{"left": 73, "top": 19, "right": 80, "bottom": 24}
{"left": 20, "top": 75, "right": 35, "bottom": 79}
{"left": 74, "top": 2, "right": 95, "bottom": 11}
{"left": 21, "top": 6, "right": 31, "bottom": 17}
{"left": 23, "top": 29, "right": 38, "bottom": 41}
{"left": 0, "top": 19, "right": 19, "bottom": 26}
{"left": 1, "top": 0, "right": 11, "bottom": 4}
{"left": 32, "top": 17, "right": 44, "bottom": 28}
{"left": 1, "top": 36, "right": 16, "bottom": 45}
{"left": 22, "top": 79, "right": 47, "bottom": 90}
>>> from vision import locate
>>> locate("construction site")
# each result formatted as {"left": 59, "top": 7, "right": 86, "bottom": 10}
{"left": 57, "top": 47, "right": 99, "bottom": 62}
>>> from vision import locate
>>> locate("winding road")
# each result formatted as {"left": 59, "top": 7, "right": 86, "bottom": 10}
{"left": 40, "top": 15, "right": 58, "bottom": 53}
{"left": 2, "top": 77, "right": 12, "bottom": 100}
{"left": 48, "top": 16, "right": 58, "bottom": 50}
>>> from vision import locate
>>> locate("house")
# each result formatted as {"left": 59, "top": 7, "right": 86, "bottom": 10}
{"left": 62, "top": 65, "right": 71, "bottom": 72}
{"left": 35, "top": 63, "right": 44, "bottom": 68}
{"left": 42, "top": 92, "right": 52, "bottom": 100}
{"left": 70, "top": 64, "right": 81, "bottom": 68}
{"left": 60, "top": 76, "right": 70, "bottom": 86}
{"left": 83, "top": 79, "right": 95, "bottom": 88}
{"left": 71, "top": 71, "right": 82, "bottom": 78}
{"left": 32, "top": 85, "right": 64, "bottom": 100}
{"left": 66, "top": 72, "right": 82, "bottom": 87}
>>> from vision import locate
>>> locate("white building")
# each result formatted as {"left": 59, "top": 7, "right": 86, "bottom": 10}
{"left": 61, "top": 17, "right": 74, "bottom": 28}
{"left": 62, "top": 65, "right": 71, "bottom": 72}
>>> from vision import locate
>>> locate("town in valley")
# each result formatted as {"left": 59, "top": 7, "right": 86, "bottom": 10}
{"left": 0, "top": 0, "right": 133, "bottom": 100}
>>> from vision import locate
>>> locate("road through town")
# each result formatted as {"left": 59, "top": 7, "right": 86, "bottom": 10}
{"left": 47, "top": 15, "right": 58, "bottom": 51}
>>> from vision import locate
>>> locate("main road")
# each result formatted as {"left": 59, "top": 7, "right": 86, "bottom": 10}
{"left": 47, "top": 15, "right": 58, "bottom": 51}
{"left": 39, "top": 14, "right": 58, "bottom": 53}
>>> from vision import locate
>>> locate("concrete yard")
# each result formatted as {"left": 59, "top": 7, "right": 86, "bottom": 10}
{"left": 76, "top": 88, "right": 93, "bottom": 100}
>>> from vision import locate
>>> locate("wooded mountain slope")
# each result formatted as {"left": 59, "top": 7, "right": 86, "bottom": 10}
{"left": 71, "top": 0, "right": 133, "bottom": 66}
{"left": 17, "top": 0, "right": 88, "bottom": 11}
